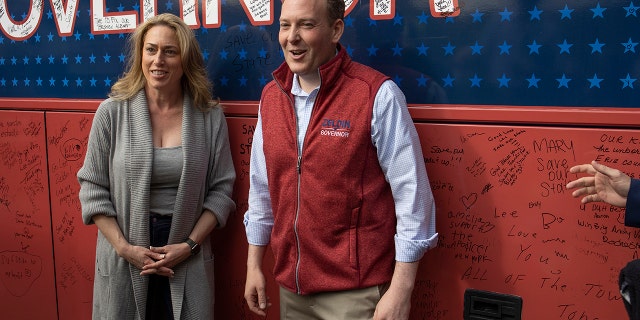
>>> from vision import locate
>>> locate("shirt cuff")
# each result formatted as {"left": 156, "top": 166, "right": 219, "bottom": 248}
{"left": 625, "top": 179, "right": 640, "bottom": 228}
{"left": 394, "top": 233, "right": 439, "bottom": 262}
{"left": 243, "top": 215, "right": 273, "bottom": 246}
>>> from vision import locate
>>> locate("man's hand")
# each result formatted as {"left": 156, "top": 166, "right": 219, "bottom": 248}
{"left": 374, "top": 261, "right": 418, "bottom": 320}
{"left": 374, "top": 285, "right": 411, "bottom": 320}
{"left": 567, "top": 160, "right": 631, "bottom": 208}
{"left": 244, "top": 266, "right": 270, "bottom": 316}
{"left": 245, "top": 244, "right": 270, "bottom": 316}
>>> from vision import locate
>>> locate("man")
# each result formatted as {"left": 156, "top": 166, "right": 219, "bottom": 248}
{"left": 243, "top": 0, "right": 438, "bottom": 318}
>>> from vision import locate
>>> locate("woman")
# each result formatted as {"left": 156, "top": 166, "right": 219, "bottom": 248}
{"left": 77, "top": 13, "right": 236, "bottom": 319}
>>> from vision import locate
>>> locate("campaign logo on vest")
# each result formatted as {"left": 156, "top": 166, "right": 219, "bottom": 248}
{"left": 320, "top": 118, "right": 351, "bottom": 138}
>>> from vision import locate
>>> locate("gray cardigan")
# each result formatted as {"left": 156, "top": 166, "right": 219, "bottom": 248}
{"left": 78, "top": 90, "right": 236, "bottom": 319}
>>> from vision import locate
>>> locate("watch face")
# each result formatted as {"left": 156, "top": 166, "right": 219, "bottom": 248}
{"left": 191, "top": 242, "right": 200, "bottom": 255}
{"left": 186, "top": 238, "right": 200, "bottom": 255}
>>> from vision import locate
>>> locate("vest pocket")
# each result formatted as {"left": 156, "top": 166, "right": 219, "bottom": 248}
{"left": 350, "top": 207, "right": 360, "bottom": 269}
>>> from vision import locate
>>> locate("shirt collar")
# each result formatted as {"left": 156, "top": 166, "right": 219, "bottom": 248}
{"left": 291, "top": 73, "right": 320, "bottom": 97}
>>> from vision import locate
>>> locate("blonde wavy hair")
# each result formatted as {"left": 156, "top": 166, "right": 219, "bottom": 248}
{"left": 109, "top": 13, "right": 219, "bottom": 111}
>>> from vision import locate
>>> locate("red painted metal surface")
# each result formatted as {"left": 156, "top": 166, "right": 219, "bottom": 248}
{"left": 1, "top": 100, "right": 639, "bottom": 319}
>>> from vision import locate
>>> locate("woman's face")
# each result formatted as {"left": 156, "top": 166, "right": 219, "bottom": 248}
{"left": 141, "top": 25, "right": 184, "bottom": 94}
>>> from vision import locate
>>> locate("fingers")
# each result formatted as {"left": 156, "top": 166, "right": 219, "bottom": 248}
{"left": 245, "top": 295, "right": 262, "bottom": 315}
{"left": 143, "top": 255, "right": 168, "bottom": 270}
{"left": 567, "top": 186, "right": 600, "bottom": 204}
{"left": 154, "top": 252, "right": 166, "bottom": 261}
{"left": 245, "top": 287, "right": 269, "bottom": 316}
{"left": 580, "top": 193, "right": 601, "bottom": 204}
{"left": 567, "top": 164, "right": 597, "bottom": 193}
{"left": 246, "top": 295, "right": 269, "bottom": 316}
{"left": 148, "top": 245, "right": 177, "bottom": 265}
{"left": 140, "top": 266, "right": 174, "bottom": 277}
{"left": 141, "top": 247, "right": 173, "bottom": 273}
{"left": 591, "top": 160, "right": 619, "bottom": 178}
{"left": 566, "top": 176, "right": 594, "bottom": 192}
{"left": 569, "top": 161, "right": 620, "bottom": 179}
{"left": 569, "top": 186, "right": 587, "bottom": 198}
{"left": 125, "top": 246, "right": 155, "bottom": 269}
{"left": 257, "top": 289, "right": 269, "bottom": 311}
{"left": 136, "top": 245, "right": 187, "bottom": 277}
{"left": 149, "top": 246, "right": 165, "bottom": 253}
{"left": 569, "top": 163, "right": 596, "bottom": 175}
{"left": 158, "top": 267, "right": 175, "bottom": 278}
{"left": 149, "top": 246, "right": 167, "bottom": 261}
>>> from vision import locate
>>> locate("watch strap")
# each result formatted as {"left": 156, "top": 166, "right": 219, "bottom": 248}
{"left": 184, "top": 237, "right": 200, "bottom": 255}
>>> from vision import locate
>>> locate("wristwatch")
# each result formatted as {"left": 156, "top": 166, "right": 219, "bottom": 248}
{"left": 184, "top": 238, "right": 200, "bottom": 256}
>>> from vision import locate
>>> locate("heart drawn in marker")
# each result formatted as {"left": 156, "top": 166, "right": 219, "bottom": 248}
{"left": 461, "top": 193, "right": 478, "bottom": 210}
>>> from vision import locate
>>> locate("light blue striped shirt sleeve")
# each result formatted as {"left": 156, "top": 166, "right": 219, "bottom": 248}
{"left": 244, "top": 78, "right": 438, "bottom": 262}
{"left": 372, "top": 80, "right": 438, "bottom": 262}
{"left": 243, "top": 114, "right": 273, "bottom": 246}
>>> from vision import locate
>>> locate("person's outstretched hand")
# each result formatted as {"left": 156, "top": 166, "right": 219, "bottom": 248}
{"left": 566, "top": 160, "right": 631, "bottom": 208}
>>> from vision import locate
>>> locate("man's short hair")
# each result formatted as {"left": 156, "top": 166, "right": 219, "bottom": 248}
{"left": 327, "top": 0, "right": 346, "bottom": 23}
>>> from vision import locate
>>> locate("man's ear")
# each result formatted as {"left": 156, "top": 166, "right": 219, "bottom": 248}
{"left": 331, "top": 19, "right": 345, "bottom": 44}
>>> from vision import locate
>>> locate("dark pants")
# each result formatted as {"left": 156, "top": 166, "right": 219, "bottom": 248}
{"left": 146, "top": 214, "right": 174, "bottom": 320}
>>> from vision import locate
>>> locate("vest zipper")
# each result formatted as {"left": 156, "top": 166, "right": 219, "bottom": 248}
{"left": 294, "top": 78, "right": 322, "bottom": 294}
{"left": 294, "top": 155, "right": 302, "bottom": 294}
{"left": 274, "top": 73, "right": 321, "bottom": 294}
